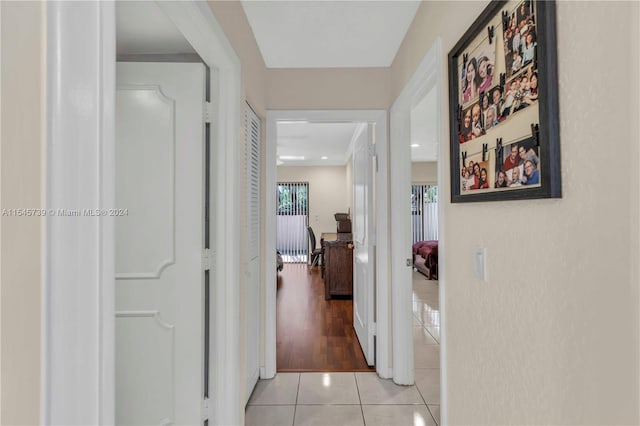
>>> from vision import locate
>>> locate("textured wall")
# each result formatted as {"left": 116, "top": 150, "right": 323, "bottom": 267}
{"left": 267, "top": 67, "right": 391, "bottom": 110}
{"left": 411, "top": 161, "right": 437, "bottom": 184}
{"left": 277, "top": 166, "right": 349, "bottom": 237}
{"left": 0, "top": 2, "right": 44, "bottom": 424}
{"left": 207, "top": 0, "right": 267, "bottom": 116}
{"left": 392, "top": 1, "right": 640, "bottom": 424}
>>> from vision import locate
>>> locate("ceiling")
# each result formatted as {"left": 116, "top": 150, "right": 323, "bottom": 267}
{"left": 276, "top": 110, "right": 437, "bottom": 166}
{"left": 277, "top": 122, "right": 362, "bottom": 166}
{"left": 116, "top": 2, "right": 196, "bottom": 55}
{"left": 241, "top": 1, "right": 421, "bottom": 68}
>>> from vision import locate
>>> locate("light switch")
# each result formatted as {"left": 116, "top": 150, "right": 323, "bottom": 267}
{"left": 474, "top": 246, "right": 487, "bottom": 282}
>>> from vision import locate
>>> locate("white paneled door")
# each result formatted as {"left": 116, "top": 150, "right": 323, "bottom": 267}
{"left": 353, "top": 123, "right": 375, "bottom": 366}
{"left": 115, "top": 62, "right": 206, "bottom": 425}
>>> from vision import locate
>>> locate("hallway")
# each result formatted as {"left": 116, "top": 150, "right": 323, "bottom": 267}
{"left": 276, "top": 263, "right": 373, "bottom": 371}
{"left": 247, "top": 271, "right": 440, "bottom": 425}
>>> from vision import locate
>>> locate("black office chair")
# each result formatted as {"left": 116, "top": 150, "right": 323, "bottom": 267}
{"left": 307, "top": 226, "right": 322, "bottom": 273}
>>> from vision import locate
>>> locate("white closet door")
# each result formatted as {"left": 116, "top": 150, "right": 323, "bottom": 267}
{"left": 245, "top": 104, "right": 261, "bottom": 402}
{"left": 115, "top": 62, "right": 206, "bottom": 426}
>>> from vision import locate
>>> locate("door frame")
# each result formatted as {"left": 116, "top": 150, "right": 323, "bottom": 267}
{"left": 42, "top": 2, "right": 242, "bottom": 425}
{"left": 389, "top": 36, "right": 445, "bottom": 405}
{"left": 264, "top": 109, "right": 390, "bottom": 379}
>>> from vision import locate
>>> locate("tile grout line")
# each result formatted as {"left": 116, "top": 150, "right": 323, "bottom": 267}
{"left": 353, "top": 372, "right": 367, "bottom": 426}
{"left": 414, "top": 341, "right": 441, "bottom": 425}
{"left": 292, "top": 373, "right": 301, "bottom": 426}
{"left": 426, "top": 404, "right": 440, "bottom": 426}
{"left": 424, "top": 323, "right": 439, "bottom": 344}
{"left": 414, "top": 370, "right": 439, "bottom": 426}
{"left": 414, "top": 373, "right": 429, "bottom": 408}
{"left": 414, "top": 277, "right": 441, "bottom": 425}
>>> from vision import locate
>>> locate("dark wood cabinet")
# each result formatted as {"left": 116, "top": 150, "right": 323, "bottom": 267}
{"left": 321, "top": 233, "right": 353, "bottom": 300}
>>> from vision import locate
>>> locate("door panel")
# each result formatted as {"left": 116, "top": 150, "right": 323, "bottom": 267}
{"left": 116, "top": 62, "right": 206, "bottom": 426}
{"left": 115, "top": 312, "right": 174, "bottom": 425}
{"left": 116, "top": 86, "right": 175, "bottom": 279}
{"left": 245, "top": 258, "right": 259, "bottom": 402}
{"left": 353, "top": 123, "right": 375, "bottom": 366}
{"left": 244, "top": 104, "right": 261, "bottom": 402}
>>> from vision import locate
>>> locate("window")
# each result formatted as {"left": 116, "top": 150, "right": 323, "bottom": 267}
{"left": 277, "top": 182, "right": 308, "bottom": 215}
{"left": 276, "top": 182, "right": 309, "bottom": 262}
{"left": 411, "top": 184, "right": 438, "bottom": 243}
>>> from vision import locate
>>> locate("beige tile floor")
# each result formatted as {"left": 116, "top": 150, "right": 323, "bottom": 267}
{"left": 246, "top": 272, "right": 440, "bottom": 426}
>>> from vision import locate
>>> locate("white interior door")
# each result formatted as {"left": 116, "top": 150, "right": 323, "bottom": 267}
{"left": 353, "top": 123, "right": 375, "bottom": 366}
{"left": 115, "top": 62, "right": 206, "bottom": 425}
{"left": 244, "top": 104, "right": 261, "bottom": 403}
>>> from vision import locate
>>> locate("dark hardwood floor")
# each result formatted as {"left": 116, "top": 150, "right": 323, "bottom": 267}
{"left": 276, "top": 263, "right": 374, "bottom": 372}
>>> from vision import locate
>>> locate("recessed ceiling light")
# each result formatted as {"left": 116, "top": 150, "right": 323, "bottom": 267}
{"left": 321, "top": 156, "right": 328, "bottom": 160}
{"left": 411, "top": 143, "right": 420, "bottom": 148}
{"left": 278, "top": 120, "right": 309, "bottom": 125}
{"left": 279, "top": 155, "right": 305, "bottom": 160}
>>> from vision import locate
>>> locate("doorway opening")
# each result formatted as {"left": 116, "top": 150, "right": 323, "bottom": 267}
{"left": 274, "top": 121, "right": 371, "bottom": 372}
{"left": 44, "top": 1, "right": 243, "bottom": 424}
{"left": 264, "top": 110, "right": 389, "bottom": 379}
{"left": 389, "top": 37, "right": 444, "bottom": 420}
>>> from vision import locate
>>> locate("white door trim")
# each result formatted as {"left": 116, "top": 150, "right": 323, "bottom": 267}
{"left": 43, "top": 3, "right": 116, "bottom": 423}
{"left": 264, "top": 110, "right": 390, "bottom": 379}
{"left": 157, "top": 3, "right": 242, "bottom": 424}
{"left": 42, "top": 2, "right": 242, "bottom": 425}
{"left": 389, "top": 37, "right": 444, "bottom": 392}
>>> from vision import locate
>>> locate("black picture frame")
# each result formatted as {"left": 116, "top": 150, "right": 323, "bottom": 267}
{"left": 448, "top": 0, "right": 561, "bottom": 203}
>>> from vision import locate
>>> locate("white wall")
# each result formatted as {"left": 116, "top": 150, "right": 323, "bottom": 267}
{"left": 277, "top": 166, "right": 349, "bottom": 236}
{"left": 411, "top": 161, "right": 437, "bottom": 184}
{"left": 0, "top": 2, "right": 44, "bottom": 424}
{"left": 392, "top": 1, "right": 640, "bottom": 424}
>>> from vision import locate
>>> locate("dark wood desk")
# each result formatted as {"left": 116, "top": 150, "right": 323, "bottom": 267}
{"left": 321, "top": 233, "right": 353, "bottom": 300}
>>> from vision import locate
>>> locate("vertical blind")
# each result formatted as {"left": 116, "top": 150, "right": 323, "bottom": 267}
{"left": 411, "top": 184, "right": 439, "bottom": 243}
{"left": 276, "top": 182, "right": 309, "bottom": 263}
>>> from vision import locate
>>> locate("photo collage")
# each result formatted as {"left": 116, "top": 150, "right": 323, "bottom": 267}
{"left": 457, "top": 0, "right": 541, "bottom": 194}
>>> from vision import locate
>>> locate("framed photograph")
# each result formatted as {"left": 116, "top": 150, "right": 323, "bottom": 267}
{"left": 449, "top": 0, "right": 561, "bottom": 203}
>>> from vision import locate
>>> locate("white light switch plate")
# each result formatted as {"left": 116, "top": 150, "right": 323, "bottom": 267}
{"left": 474, "top": 246, "right": 487, "bottom": 282}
